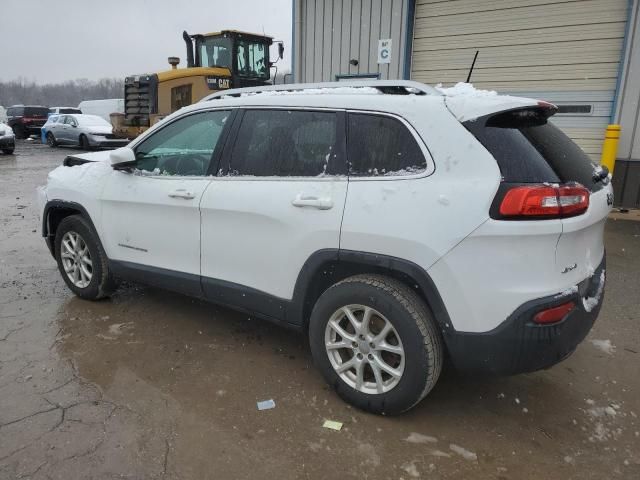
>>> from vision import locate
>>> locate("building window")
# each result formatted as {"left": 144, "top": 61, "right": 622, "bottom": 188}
{"left": 171, "top": 85, "right": 193, "bottom": 112}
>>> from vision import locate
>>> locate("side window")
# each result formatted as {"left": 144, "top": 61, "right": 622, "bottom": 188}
{"left": 347, "top": 113, "right": 426, "bottom": 176}
{"left": 7, "top": 108, "right": 15, "bottom": 117}
{"left": 64, "top": 116, "right": 74, "bottom": 125}
{"left": 133, "top": 110, "right": 230, "bottom": 176}
{"left": 229, "top": 110, "right": 340, "bottom": 176}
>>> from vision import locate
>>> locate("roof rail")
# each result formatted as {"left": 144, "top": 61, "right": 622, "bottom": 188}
{"left": 200, "top": 80, "right": 441, "bottom": 102}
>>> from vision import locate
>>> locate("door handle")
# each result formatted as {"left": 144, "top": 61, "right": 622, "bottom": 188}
{"left": 168, "top": 189, "right": 196, "bottom": 199}
{"left": 292, "top": 194, "right": 333, "bottom": 210}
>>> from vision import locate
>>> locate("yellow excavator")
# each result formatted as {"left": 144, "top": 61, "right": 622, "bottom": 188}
{"left": 111, "top": 29, "right": 283, "bottom": 139}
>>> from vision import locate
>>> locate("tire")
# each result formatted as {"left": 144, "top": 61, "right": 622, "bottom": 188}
{"left": 46, "top": 132, "right": 57, "bottom": 147}
{"left": 12, "top": 124, "right": 25, "bottom": 139}
{"left": 2, "top": 148, "right": 14, "bottom": 155}
{"left": 54, "top": 214, "right": 118, "bottom": 300}
{"left": 79, "top": 134, "right": 90, "bottom": 150}
{"left": 308, "top": 274, "right": 443, "bottom": 415}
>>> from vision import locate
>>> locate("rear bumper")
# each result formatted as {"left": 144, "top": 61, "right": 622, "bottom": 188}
{"left": 445, "top": 256, "right": 606, "bottom": 375}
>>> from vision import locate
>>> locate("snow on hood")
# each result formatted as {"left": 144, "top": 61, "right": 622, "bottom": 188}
{"left": 437, "top": 82, "right": 541, "bottom": 122}
{"left": 87, "top": 125, "right": 113, "bottom": 135}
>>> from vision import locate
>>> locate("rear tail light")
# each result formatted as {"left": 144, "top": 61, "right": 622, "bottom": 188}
{"left": 499, "top": 184, "right": 589, "bottom": 218}
{"left": 533, "top": 301, "right": 575, "bottom": 325}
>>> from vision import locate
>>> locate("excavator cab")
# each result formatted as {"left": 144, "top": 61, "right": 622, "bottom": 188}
{"left": 187, "top": 30, "right": 275, "bottom": 88}
{"left": 111, "top": 29, "right": 282, "bottom": 139}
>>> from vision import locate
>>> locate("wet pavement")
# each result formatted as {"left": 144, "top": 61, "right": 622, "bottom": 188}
{"left": 1, "top": 140, "right": 639, "bottom": 479}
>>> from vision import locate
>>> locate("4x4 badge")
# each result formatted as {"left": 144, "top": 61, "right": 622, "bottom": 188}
{"left": 561, "top": 263, "right": 578, "bottom": 274}
{"left": 607, "top": 193, "right": 614, "bottom": 206}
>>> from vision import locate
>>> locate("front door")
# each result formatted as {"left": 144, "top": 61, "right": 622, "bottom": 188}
{"left": 200, "top": 108, "right": 348, "bottom": 320}
{"left": 100, "top": 109, "right": 232, "bottom": 296}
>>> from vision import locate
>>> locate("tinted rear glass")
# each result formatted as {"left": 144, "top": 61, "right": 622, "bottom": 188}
{"left": 24, "top": 107, "right": 50, "bottom": 117}
{"left": 58, "top": 108, "right": 82, "bottom": 114}
{"left": 464, "top": 108, "right": 602, "bottom": 191}
{"left": 229, "top": 110, "right": 341, "bottom": 177}
{"left": 347, "top": 113, "right": 426, "bottom": 176}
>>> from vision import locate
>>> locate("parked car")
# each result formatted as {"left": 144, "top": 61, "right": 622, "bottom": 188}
{"left": 37, "top": 81, "right": 612, "bottom": 414}
{"left": 7, "top": 105, "right": 50, "bottom": 139}
{"left": 44, "top": 114, "right": 129, "bottom": 149}
{"left": 0, "top": 122, "right": 15, "bottom": 154}
{"left": 77, "top": 99, "right": 124, "bottom": 122}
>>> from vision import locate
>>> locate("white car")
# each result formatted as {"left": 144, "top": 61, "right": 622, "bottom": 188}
{"left": 38, "top": 81, "right": 612, "bottom": 414}
{"left": 0, "top": 122, "right": 15, "bottom": 154}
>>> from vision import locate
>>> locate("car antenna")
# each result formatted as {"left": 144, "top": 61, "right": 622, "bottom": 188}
{"left": 466, "top": 50, "right": 479, "bottom": 83}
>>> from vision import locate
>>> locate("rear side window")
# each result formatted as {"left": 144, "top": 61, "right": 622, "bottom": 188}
{"left": 464, "top": 108, "right": 602, "bottom": 191}
{"left": 24, "top": 107, "right": 50, "bottom": 117}
{"left": 347, "top": 113, "right": 426, "bottom": 176}
{"left": 229, "top": 110, "right": 341, "bottom": 176}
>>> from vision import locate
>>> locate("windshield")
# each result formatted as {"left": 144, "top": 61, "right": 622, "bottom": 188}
{"left": 236, "top": 40, "right": 268, "bottom": 79}
{"left": 24, "top": 107, "right": 50, "bottom": 117}
{"left": 200, "top": 37, "right": 232, "bottom": 68}
{"left": 76, "top": 115, "right": 111, "bottom": 127}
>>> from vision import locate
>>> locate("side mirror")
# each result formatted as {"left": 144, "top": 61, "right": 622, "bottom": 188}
{"left": 110, "top": 147, "right": 136, "bottom": 169}
{"left": 278, "top": 42, "right": 284, "bottom": 59}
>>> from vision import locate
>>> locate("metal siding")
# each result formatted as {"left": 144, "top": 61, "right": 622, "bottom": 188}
{"left": 369, "top": 0, "right": 383, "bottom": 77}
{"left": 412, "top": 0, "right": 628, "bottom": 162}
{"left": 296, "top": 0, "right": 409, "bottom": 82}
{"left": 350, "top": 0, "right": 363, "bottom": 75}
{"left": 341, "top": 0, "right": 354, "bottom": 75}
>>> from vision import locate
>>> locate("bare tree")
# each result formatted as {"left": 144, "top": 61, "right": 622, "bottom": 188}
{"left": 0, "top": 78, "right": 124, "bottom": 108}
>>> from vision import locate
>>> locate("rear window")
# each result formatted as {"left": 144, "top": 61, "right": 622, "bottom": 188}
{"left": 229, "top": 110, "right": 341, "bottom": 177}
{"left": 347, "top": 113, "right": 426, "bottom": 176}
{"left": 58, "top": 108, "right": 82, "bottom": 114}
{"left": 464, "top": 108, "right": 603, "bottom": 191}
{"left": 24, "top": 107, "right": 50, "bottom": 117}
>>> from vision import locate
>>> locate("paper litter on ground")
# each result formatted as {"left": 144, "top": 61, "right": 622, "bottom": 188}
{"left": 322, "top": 420, "right": 343, "bottom": 431}
{"left": 256, "top": 399, "right": 276, "bottom": 411}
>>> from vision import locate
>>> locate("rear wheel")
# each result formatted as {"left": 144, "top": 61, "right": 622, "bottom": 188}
{"left": 54, "top": 215, "right": 117, "bottom": 300}
{"left": 12, "top": 124, "right": 25, "bottom": 139}
{"left": 79, "top": 134, "right": 90, "bottom": 150}
{"left": 2, "top": 148, "right": 14, "bottom": 154}
{"left": 308, "top": 274, "right": 443, "bottom": 415}
{"left": 46, "top": 132, "right": 57, "bottom": 147}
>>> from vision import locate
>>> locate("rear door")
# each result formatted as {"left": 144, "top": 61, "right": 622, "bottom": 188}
{"left": 100, "top": 109, "right": 231, "bottom": 295}
{"left": 199, "top": 108, "right": 348, "bottom": 316}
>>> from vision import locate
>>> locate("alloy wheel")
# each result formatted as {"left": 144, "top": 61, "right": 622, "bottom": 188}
{"left": 60, "top": 231, "right": 93, "bottom": 288}
{"left": 324, "top": 304, "right": 405, "bottom": 394}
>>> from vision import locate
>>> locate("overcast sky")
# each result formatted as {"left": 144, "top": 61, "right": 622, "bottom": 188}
{"left": 0, "top": 0, "right": 292, "bottom": 84}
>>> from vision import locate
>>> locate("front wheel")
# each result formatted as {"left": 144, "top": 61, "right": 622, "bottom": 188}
{"left": 2, "top": 148, "right": 14, "bottom": 155}
{"left": 79, "top": 134, "right": 90, "bottom": 150}
{"left": 308, "top": 274, "right": 443, "bottom": 415}
{"left": 54, "top": 215, "right": 118, "bottom": 300}
{"left": 46, "top": 132, "right": 57, "bottom": 147}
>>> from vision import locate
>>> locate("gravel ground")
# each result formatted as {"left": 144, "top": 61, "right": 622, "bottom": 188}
{"left": 1, "top": 140, "right": 639, "bottom": 479}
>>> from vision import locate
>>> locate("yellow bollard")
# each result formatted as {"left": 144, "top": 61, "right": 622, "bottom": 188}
{"left": 600, "top": 124, "right": 621, "bottom": 175}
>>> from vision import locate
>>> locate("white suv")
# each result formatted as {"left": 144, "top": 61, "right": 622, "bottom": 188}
{"left": 38, "top": 81, "right": 612, "bottom": 414}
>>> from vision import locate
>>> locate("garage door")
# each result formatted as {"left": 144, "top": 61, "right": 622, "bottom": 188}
{"left": 411, "top": 0, "right": 629, "bottom": 161}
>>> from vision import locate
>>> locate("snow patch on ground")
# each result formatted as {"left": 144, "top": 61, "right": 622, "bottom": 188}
{"left": 590, "top": 339, "right": 616, "bottom": 355}
{"left": 405, "top": 432, "right": 438, "bottom": 444}
{"left": 449, "top": 443, "right": 478, "bottom": 461}
{"left": 401, "top": 461, "right": 420, "bottom": 478}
